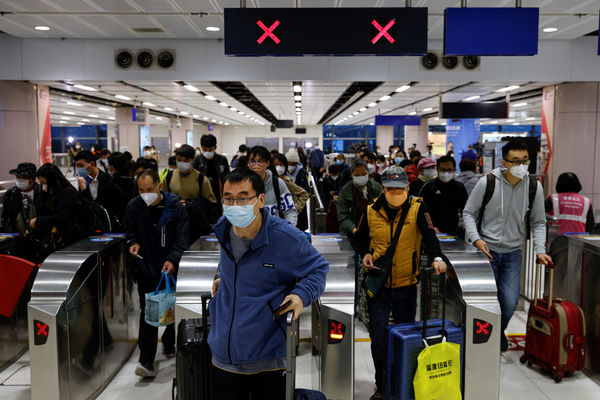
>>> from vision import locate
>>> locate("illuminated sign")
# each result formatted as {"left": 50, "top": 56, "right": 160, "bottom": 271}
{"left": 472, "top": 318, "right": 493, "bottom": 344}
{"left": 225, "top": 8, "right": 427, "bottom": 56}
{"left": 34, "top": 319, "right": 49, "bottom": 345}
{"left": 328, "top": 319, "right": 346, "bottom": 344}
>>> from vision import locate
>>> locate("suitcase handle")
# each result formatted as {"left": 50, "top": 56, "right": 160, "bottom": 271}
{"left": 533, "top": 261, "right": 555, "bottom": 312}
{"left": 201, "top": 293, "right": 211, "bottom": 343}
{"left": 421, "top": 267, "right": 447, "bottom": 342}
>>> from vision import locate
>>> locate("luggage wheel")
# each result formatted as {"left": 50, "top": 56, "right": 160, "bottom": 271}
{"left": 553, "top": 372, "right": 563, "bottom": 383}
{"left": 519, "top": 354, "right": 527, "bottom": 365}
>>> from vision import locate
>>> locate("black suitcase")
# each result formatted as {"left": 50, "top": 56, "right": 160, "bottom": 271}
{"left": 173, "top": 294, "right": 211, "bottom": 400}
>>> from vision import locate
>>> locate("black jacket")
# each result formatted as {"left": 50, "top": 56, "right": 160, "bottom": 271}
{"left": 36, "top": 186, "right": 86, "bottom": 245}
{"left": 419, "top": 178, "right": 468, "bottom": 236}
{"left": 80, "top": 170, "right": 129, "bottom": 224}
{"left": 112, "top": 173, "right": 137, "bottom": 202}
{"left": 321, "top": 176, "right": 343, "bottom": 210}
{"left": 0, "top": 184, "right": 43, "bottom": 233}
{"left": 124, "top": 191, "right": 190, "bottom": 280}
{"left": 193, "top": 153, "right": 230, "bottom": 201}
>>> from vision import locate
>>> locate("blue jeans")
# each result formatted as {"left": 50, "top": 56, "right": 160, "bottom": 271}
{"left": 489, "top": 249, "right": 523, "bottom": 332}
{"left": 367, "top": 285, "right": 418, "bottom": 392}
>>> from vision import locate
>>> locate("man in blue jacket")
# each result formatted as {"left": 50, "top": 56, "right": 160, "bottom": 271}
{"left": 123, "top": 169, "right": 190, "bottom": 378}
{"left": 209, "top": 168, "right": 328, "bottom": 399}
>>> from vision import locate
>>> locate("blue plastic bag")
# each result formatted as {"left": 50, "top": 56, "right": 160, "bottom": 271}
{"left": 145, "top": 271, "right": 176, "bottom": 327}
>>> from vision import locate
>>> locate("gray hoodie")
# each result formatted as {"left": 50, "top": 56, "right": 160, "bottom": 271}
{"left": 263, "top": 169, "right": 298, "bottom": 226}
{"left": 463, "top": 168, "right": 546, "bottom": 255}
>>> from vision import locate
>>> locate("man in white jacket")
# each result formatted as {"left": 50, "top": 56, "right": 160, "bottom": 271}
{"left": 463, "top": 140, "right": 552, "bottom": 352}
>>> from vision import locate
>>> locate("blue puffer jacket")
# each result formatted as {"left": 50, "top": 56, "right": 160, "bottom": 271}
{"left": 208, "top": 209, "right": 328, "bottom": 365}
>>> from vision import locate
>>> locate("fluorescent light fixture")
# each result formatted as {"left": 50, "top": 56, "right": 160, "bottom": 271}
{"left": 496, "top": 85, "right": 520, "bottom": 93}
{"left": 293, "top": 85, "right": 302, "bottom": 93}
{"left": 347, "top": 114, "right": 353, "bottom": 118}
{"left": 66, "top": 101, "right": 81, "bottom": 106}
{"left": 74, "top": 84, "right": 96, "bottom": 91}
{"left": 63, "top": 111, "right": 75, "bottom": 115}
{"left": 513, "top": 123, "right": 519, "bottom": 125}
{"left": 98, "top": 107, "right": 109, "bottom": 111}
{"left": 59, "top": 121, "right": 67, "bottom": 124}
{"left": 184, "top": 84, "right": 199, "bottom": 92}
{"left": 218, "top": 120, "right": 223, "bottom": 124}
{"left": 206, "top": 26, "right": 220, "bottom": 32}
{"left": 35, "top": 26, "right": 50, "bottom": 31}
{"left": 250, "top": 117, "right": 256, "bottom": 121}
{"left": 370, "top": 122, "right": 375, "bottom": 125}
{"left": 205, "top": 95, "right": 217, "bottom": 101}
{"left": 395, "top": 85, "right": 410, "bottom": 93}
{"left": 203, "top": 117, "right": 209, "bottom": 120}
{"left": 294, "top": 95, "right": 302, "bottom": 101}
{"left": 61, "top": 117, "right": 70, "bottom": 120}
{"left": 296, "top": 108, "right": 302, "bottom": 112}
{"left": 115, "top": 94, "right": 131, "bottom": 101}
{"left": 164, "top": 107, "right": 173, "bottom": 111}
{"left": 238, "top": 111, "right": 245, "bottom": 116}
{"left": 409, "top": 111, "right": 417, "bottom": 115}
{"left": 193, "top": 114, "right": 199, "bottom": 118}
{"left": 422, "top": 107, "right": 433, "bottom": 112}
{"left": 295, "top": 102, "right": 302, "bottom": 107}
{"left": 359, "top": 107, "right": 367, "bottom": 112}
{"left": 77, "top": 122, "right": 84, "bottom": 125}
{"left": 368, "top": 102, "right": 377, "bottom": 108}
{"left": 464, "top": 95, "right": 480, "bottom": 101}
{"left": 180, "top": 111, "right": 189, "bottom": 115}
{"left": 526, "top": 117, "right": 535, "bottom": 121}
{"left": 219, "top": 102, "right": 229, "bottom": 107}
{"left": 342, "top": 117, "right": 348, "bottom": 121}
{"left": 245, "top": 115, "right": 251, "bottom": 118}
{"left": 88, "top": 114, "right": 98, "bottom": 118}
{"left": 143, "top": 102, "right": 155, "bottom": 107}
{"left": 99, "top": 120, "right": 106, "bottom": 124}
{"left": 353, "top": 111, "right": 359, "bottom": 115}
{"left": 81, "top": 119, "right": 90, "bottom": 122}
{"left": 108, "top": 116, "right": 115, "bottom": 120}
{"left": 230, "top": 107, "right": 238, "bottom": 112}
{"left": 211, "top": 119, "right": 217, "bottom": 122}
{"left": 224, "top": 123, "right": 230, "bottom": 126}
{"left": 506, "top": 119, "right": 515, "bottom": 122}
{"left": 379, "top": 95, "right": 391, "bottom": 102}
{"left": 512, "top": 102, "right": 528, "bottom": 108}
{"left": 543, "top": 27, "right": 558, "bottom": 33}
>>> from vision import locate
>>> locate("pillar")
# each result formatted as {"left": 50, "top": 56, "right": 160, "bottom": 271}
{"left": 376, "top": 125, "right": 394, "bottom": 153}
{"left": 0, "top": 81, "right": 41, "bottom": 181}
{"left": 115, "top": 106, "right": 150, "bottom": 159}
{"left": 404, "top": 118, "right": 429, "bottom": 153}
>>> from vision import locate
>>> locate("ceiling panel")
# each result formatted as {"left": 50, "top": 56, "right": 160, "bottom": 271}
{"left": 84, "top": 0, "right": 139, "bottom": 12}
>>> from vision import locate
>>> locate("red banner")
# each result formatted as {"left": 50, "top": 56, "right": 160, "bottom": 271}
{"left": 37, "top": 85, "right": 52, "bottom": 164}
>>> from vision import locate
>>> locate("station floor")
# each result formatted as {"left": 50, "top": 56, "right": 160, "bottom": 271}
{"left": 2, "top": 305, "right": 600, "bottom": 400}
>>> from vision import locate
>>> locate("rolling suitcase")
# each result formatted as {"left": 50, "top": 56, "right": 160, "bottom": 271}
{"left": 385, "top": 269, "right": 464, "bottom": 400}
{"left": 286, "top": 312, "right": 326, "bottom": 400}
{"left": 172, "top": 294, "right": 211, "bottom": 400}
{"left": 520, "top": 263, "right": 586, "bottom": 382}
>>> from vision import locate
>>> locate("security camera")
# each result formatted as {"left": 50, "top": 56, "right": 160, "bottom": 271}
{"left": 175, "top": 117, "right": 182, "bottom": 129}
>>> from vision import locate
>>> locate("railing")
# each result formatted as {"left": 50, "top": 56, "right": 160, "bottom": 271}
{"left": 307, "top": 172, "right": 326, "bottom": 234}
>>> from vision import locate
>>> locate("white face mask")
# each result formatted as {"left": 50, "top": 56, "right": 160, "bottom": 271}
{"left": 16, "top": 178, "right": 31, "bottom": 191}
{"left": 177, "top": 161, "right": 191, "bottom": 172}
{"left": 367, "top": 164, "right": 376, "bottom": 174}
{"left": 353, "top": 175, "right": 369, "bottom": 187}
{"left": 288, "top": 165, "right": 297, "bottom": 173}
{"left": 330, "top": 175, "right": 339, "bottom": 181}
{"left": 144, "top": 151, "right": 151, "bottom": 157}
{"left": 141, "top": 192, "right": 159, "bottom": 206}
{"left": 195, "top": 150, "right": 201, "bottom": 156}
{"left": 423, "top": 169, "right": 437, "bottom": 178}
{"left": 438, "top": 171, "right": 454, "bottom": 183}
{"left": 376, "top": 163, "right": 385, "bottom": 169}
{"left": 275, "top": 165, "right": 286, "bottom": 176}
{"left": 203, "top": 151, "right": 215, "bottom": 159}
{"left": 510, "top": 164, "right": 529, "bottom": 180}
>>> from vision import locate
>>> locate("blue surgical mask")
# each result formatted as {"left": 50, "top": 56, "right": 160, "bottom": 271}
{"left": 77, "top": 167, "right": 89, "bottom": 178}
{"left": 394, "top": 157, "right": 403, "bottom": 165}
{"left": 335, "top": 159, "right": 343, "bottom": 165}
{"left": 223, "top": 200, "right": 259, "bottom": 228}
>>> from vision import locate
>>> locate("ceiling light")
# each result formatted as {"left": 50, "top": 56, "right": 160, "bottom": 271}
{"left": 143, "top": 102, "right": 155, "bottom": 107}
{"left": 496, "top": 85, "right": 520, "bottom": 93}
{"left": 379, "top": 95, "right": 391, "bottom": 102}
{"left": 203, "top": 117, "right": 209, "bottom": 120}
{"left": 409, "top": 111, "right": 417, "bottom": 115}
{"left": 294, "top": 95, "right": 302, "bottom": 101}
{"left": 353, "top": 112, "right": 359, "bottom": 115}
{"left": 347, "top": 114, "right": 353, "bottom": 118}
{"left": 211, "top": 119, "right": 217, "bottom": 122}
{"left": 180, "top": 111, "right": 189, "bottom": 115}
{"left": 108, "top": 117, "right": 115, "bottom": 120}
{"left": 359, "top": 107, "right": 367, "bottom": 112}
{"left": 61, "top": 117, "right": 70, "bottom": 120}
{"left": 513, "top": 123, "right": 520, "bottom": 125}
{"left": 225, "top": 123, "right": 230, "bottom": 126}
{"left": 98, "top": 107, "right": 109, "bottom": 111}
{"left": 295, "top": 102, "right": 302, "bottom": 107}
{"left": 218, "top": 120, "right": 223, "bottom": 124}
{"left": 342, "top": 118, "right": 348, "bottom": 121}
{"left": 35, "top": 26, "right": 50, "bottom": 31}
{"left": 245, "top": 115, "right": 251, "bottom": 118}
{"left": 205, "top": 95, "right": 217, "bottom": 101}
{"left": 464, "top": 95, "right": 480, "bottom": 101}
{"left": 395, "top": 85, "right": 410, "bottom": 93}
{"left": 368, "top": 102, "right": 377, "bottom": 108}
{"left": 296, "top": 107, "right": 302, "bottom": 111}
{"left": 506, "top": 119, "right": 515, "bottom": 122}
{"left": 370, "top": 122, "right": 375, "bottom": 125}
{"left": 99, "top": 120, "right": 106, "bottom": 123}
{"left": 193, "top": 114, "right": 199, "bottom": 118}
{"left": 115, "top": 94, "right": 131, "bottom": 101}
{"left": 66, "top": 101, "right": 81, "bottom": 106}
{"left": 293, "top": 85, "right": 302, "bottom": 93}
{"left": 183, "top": 84, "right": 199, "bottom": 92}
{"left": 88, "top": 114, "right": 98, "bottom": 118}
{"left": 512, "top": 102, "right": 528, "bottom": 108}
{"left": 219, "top": 102, "right": 229, "bottom": 107}
{"left": 526, "top": 117, "right": 535, "bottom": 121}
{"left": 543, "top": 27, "right": 558, "bottom": 33}
{"left": 238, "top": 111, "right": 245, "bottom": 115}
{"left": 77, "top": 122, "right": 84, "bottom": 125}
{"left": 155, "top": 116, "right": 163, "bottom": 120}
{"left": 63, "top": 111, "right": 75, "bottom": 115}
{"left": 206, "top": 26, "right": 220, "bottom": 32}
{"left": 164, "top": 107, "right": 173, "bottom": 111}
{"left": 422, "top": 107, "right": 433, "bottom": 112}
{"left": 74, "top": 84, "right": 96, "bottom": 91}
{"left": 59, "top": 121, "right": 67, "bottom": 124}
{"left": 230, "top": 107, "right": 238, "bottom": 112}
{"left": 81, "top": 119, "right": 90, "bottom": 122}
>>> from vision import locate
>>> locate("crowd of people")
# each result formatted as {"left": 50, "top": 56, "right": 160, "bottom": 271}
{"left": 1, "top": 135, "right": 597, "bottom": 399}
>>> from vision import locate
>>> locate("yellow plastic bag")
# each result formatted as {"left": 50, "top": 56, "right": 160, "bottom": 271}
{"left": 413, "top": 339, "right": 462, "bottom": 400}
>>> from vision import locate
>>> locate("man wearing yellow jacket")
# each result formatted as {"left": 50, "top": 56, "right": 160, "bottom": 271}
{"left": 355, "top": 166, "right": 447, "bottom": 400}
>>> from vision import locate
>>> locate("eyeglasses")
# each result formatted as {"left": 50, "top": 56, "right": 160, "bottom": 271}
{"left": 248, "top": 161, "right": 263, "bottom": 167}
{"left": 504, "top": 159, "right": 530, "bottom": 166}
{"left": 222, "top": 195, "right": 259, "bottom": 206}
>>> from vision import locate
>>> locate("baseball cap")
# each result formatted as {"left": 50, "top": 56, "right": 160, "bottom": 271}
{"left": 417, "top": 157, "right": 436, "bottom": 169}
{"left": 9, "top": 162, "right": 37, "bottom": 179}
{"left": 381, "top": 166, "right": 409, "bottom": 189}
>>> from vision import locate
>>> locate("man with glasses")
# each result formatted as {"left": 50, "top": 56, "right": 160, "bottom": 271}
{"left": 208, "top": 168, "right": 327, "bottom": 399}
{"left": 463, "top": 140, "right": 552, "bottom": 352}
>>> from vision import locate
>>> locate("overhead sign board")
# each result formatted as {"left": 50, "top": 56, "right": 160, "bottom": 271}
{"left": 444, "top": 8, "right": 539, "bottom": 56}
{"left": 440, "top": 102, "right": 508, "bottom": 119}
{"left": 375, "top": 115, "right": 421, "bottom": 126}
{"left": 225, "top": 8, "right": 428, "bottom": 56}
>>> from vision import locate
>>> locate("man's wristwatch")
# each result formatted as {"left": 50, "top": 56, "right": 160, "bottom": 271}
{"left": 433, "top": 257, "right": 443, "bottom": 263}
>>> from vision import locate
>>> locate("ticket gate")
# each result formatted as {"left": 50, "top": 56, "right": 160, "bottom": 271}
{"left": 28, "top": 235, "right": 138, "bottom": 400}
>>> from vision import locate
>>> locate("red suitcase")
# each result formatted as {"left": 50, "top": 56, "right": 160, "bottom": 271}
{"left": 520, "top": 262, "right": 586, "bottom": 382}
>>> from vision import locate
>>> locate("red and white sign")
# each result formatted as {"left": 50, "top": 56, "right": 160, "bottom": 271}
{"left": 37, "top": 85, "right": 52, "bottom": 164}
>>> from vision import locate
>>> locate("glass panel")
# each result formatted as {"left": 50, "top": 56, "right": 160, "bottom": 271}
{"left": 323, "top": 125, "right": 334, "bottom": 138}
{"left": 246, "top": 137, "right": 279, "bottom": 152}
{"left": 367, "top": 125, "right": 377, "bottom": 138}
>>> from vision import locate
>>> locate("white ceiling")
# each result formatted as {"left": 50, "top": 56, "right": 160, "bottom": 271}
{"left": 41, "top": 79, "right": 550, "bottom": 127}
{"left": 0, "top": 0, "right": 599, "bottom": 39}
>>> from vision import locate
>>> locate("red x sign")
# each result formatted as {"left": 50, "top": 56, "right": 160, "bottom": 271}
{"left": 476, "top": 321, "right": 489, "bottom": 335}
{"left": 257, "top": 20, "right": 281, "bottom": 44}
{"left": 37, "top": 322, "right": 48, "bottom": 336}
{"left": 372, "top": 19, "right": 395, "bottom": 44}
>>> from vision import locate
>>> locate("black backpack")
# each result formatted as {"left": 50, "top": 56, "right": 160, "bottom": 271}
{"left": 79, "top": 196, "right": 113, "bottom": 235}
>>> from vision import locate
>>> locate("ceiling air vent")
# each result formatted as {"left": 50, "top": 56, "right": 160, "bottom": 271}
{"left": 132, "top": 27, "right": 164, "bottom": 33}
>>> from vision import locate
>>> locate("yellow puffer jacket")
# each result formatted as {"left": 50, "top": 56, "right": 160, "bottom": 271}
{"left": 367, "top": 195, "right": 423, "bottom": 288}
